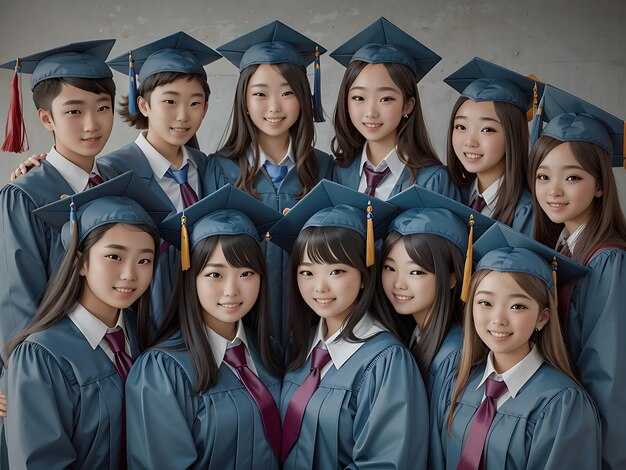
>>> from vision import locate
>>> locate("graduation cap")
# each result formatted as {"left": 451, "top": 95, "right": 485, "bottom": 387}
{"left": 473, "top": 223, "right": 588, "bottom": 304}
{"left": 107, "top": 32, "right": 221, "bottom": 115}
{"left": 33, "top": 171, "right": 171, "bottom": 250}
{"left": 268, "top": 180, "right": 396, "bottom": 266}
{"left": 329, "top": 17, "right": 441, "bottom": 83}
{"left": 443, "top": 57, "right": 544, "bottom": 113}
{"left": 217, "top": 21, "right": 327, "bottom": 122}
{"left": 530, "top": 84, "right": 625, "bottom": 168}
{"left": 159, "top": 184, "right": 282, "bottom": 270}
{"left": 0, "top": 39, "right": 115, "bottom": 153}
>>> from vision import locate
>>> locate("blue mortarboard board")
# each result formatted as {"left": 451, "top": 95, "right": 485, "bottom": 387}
{"left": 33, "top": 171, "right": 171, "bottom": 249}
{"left": 387, "top": 186, "right": 496, "bottom": 252}
{"left": 0, "top": 39, "right": 115, "bottom": 90}
{"left": 330, "top": 17, "right": 441, "bottom": 82}
{"left": 531, "top": 84, "right": 624, "bottom": 167}
{"left": 473, "top": 223, "right": 588, "bottom": 293}
{"left": 269, "top": 180, "right": 396, "bottom": 255}
{"left": 443, "top": 57, "right": 544, "bottom": 112}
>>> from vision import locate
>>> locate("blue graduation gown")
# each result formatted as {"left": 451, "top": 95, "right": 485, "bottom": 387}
{"left": 6, "top": 313, "right": 140, "bottom": 470}
{"left": 98, "top": 143, "right": 220, "bottom": 324}
{"left": 567, "top": 247, "right": 626, "bottom": 469}
{"left": 212, "top": 150, "right": 334, "bottom": 350}
{"left": 125, "top": 330, "right": 281, "bottom": 469}
{"left": 437, "top": 362, "right": 601, "bottom": 469}
{"left": 332, "top": 156, "right": 462, "bottom": 202}
{"left": 280, "top": 331, "right": 428, "bottom": 469}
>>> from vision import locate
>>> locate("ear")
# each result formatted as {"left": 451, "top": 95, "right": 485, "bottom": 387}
{"left": 448, "top": 272, "right": 457, "bottom": 290}
{"left": 137, "top": 96, "right": 150, "bottom": 117}
{"left": 594, "top": 184, "right": 603, "bottom": 198}
{"left": 403, "top": 97, "right": 416, "bottom": 116}
{"left": 77, "top": 251, "right": 87, "bottom": 277}
{"left": 37, "top": 108, "right": 55, "bottom": 132}
{"left": 536, "top": 307, "right": 550, "bottom": 329}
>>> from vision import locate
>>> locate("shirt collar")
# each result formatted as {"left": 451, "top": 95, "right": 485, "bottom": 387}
{"left": 204, "top": 321, "right": 250, "bottom": 368}
{"left": 556, "top": 222, "right": 588, "bottom": 255}
{"left": 410, "top": 325, "right": 422, "bottom": 347}
{"left": 470, "top": 176, "right": 503, "bottom": 208}
{"left": 477, "top": 344, "right": 544, "bottom": 398}
{"left": 135, "top": 131, "right": 194, "bottom": 179}
{"left": 359, "top": 145, "right": 403, "bottom": 178}
{"left": 46, "top": 146, "right": 97, "bottom": 194}
{"left": 306, "top": 313, "right": 387, "bottom": 370}
{"left": 68, "top": 303, "right": 126, "bottom": 350}
{"left": 246, "top": 138, "right": 295, "bottom": 169}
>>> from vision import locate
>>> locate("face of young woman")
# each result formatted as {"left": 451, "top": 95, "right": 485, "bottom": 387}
{"left": 535, "top": 141, "right": 602, "bottom": 234}
{"left": 297, "top": 251, "right": 363, "bottom": 337}
{"left": 196, "top": 242, "right": 261, "bottom": 339}
{"left": 472, "top": 271, "right": 549, "bottom": 373}
{"left": 246, "top": 64, "right": 301, "bottom": 149}
{"left": 381, "top": 239, "right": 438, "bottom": 328}
{"left": 347, "top": 63, "right": 415, "bottom": 155}
{"left": 452, "top": 99, "right": 507, "bottom": 191}
{"left": 80, "top": 223, "right": 155, "bottom": 320}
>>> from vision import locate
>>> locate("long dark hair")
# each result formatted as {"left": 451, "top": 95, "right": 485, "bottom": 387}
{"left": 218, "top": 63, "right": 319, "bottom": 200}
{"left": 118, "top": 71, "right": 211, "bottom": 150}
{"left": 377, "top": 232, "right": 464, "bottom": 377}
{"left": 332, "top": 60, "right": 441, "bottom": 181}
{"left": 446, "top": 97, "right": 529, "bottom": 226}
{"left": 3, "top": 222, "right": 159, "bottom": 363}
{"left": 153, "top": 234, "right": 282, "bottom": 393}
{"left": 529, "top": 136, "right": 626, "bottom": 262}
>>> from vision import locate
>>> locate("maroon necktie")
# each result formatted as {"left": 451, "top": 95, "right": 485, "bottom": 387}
{"left": 457, "top": 378, "right": 508, "bottom": 470}
{"left": 104, "top": 328, "right": 134, "bottom": 470}
{"left": 281, "top": 346, "right": 332, "bottom": 462}
{"left": 165, "top": 163, "right": 199, "bottom": 208}
{"left": 88, "top": 172, "right": 104, "bottom": 188}
{"left": 470, "top": 195, "right": 487, "bottom": 213}
{"left": 559, "top": 242, "right": 572, "bottom": 258}
{"left": 223, "top": 343, "right": 282, "bottom": 460}
{"left": 363, "top": 165, "right": 391, "bottom": 197}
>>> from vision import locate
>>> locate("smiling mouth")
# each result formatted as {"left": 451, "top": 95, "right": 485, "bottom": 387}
{"left": 489, "top": 330, "right": 512, "bottom": 338}
{"left": 171, "top": 127, "right": 191, "bottom": 133}
{"left": 547, "top": 202, "right": 568, "bottom": 208}
{"left": 464, "top": 153, "right": 483, "bottom": 160}
{"left": 363, "top": 122, "right": 382, "bottom": 128}
{"left": 219, "top": 302, "right": 243, "bottom": 308}
{"left": 314, "top": 298, "right": 335, "bottom": 304}
{"left": 264, "top": 117, "right": 285, "bottom": 123}
{"left": 114, "top": 287, "right": 135, "bottom": 294}
{"left": 82, "top": 136, "right": 101, "bottom": 142}
{"left": 393, "top": 294, "right": 413, "bottom": 301}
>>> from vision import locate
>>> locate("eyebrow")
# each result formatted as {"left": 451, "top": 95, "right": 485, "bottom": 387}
{"left": 537, "top": 164, "right": 585, "bottom": 171}
{"left": 160, "top": 90, "right": 205, "bottom": 99}
{"left": 249, "top": 82, "right": 290, "bottom": 88}
{"left": 104, "top": 244, "right": 154, "bottom": 254}
{"left": 454, "top": 115, "right": 501, "bottom": 124}
{"left": 475, "top": 290, "right": 532, "bottom": 300}
{"left": 349, "top": 85, "right": 400, "bottom": 93}
{"left": 61, "top": 96, "right": 111, "bottom": 106}
{"left": 203, "top": 263, "right": 227, "bottom": 268}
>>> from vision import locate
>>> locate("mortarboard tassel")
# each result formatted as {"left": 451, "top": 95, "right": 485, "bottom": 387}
{"left": 530, "top": 94, "right": 545, "bottom": 148}
{"left": 2, "top": 58, "right": 29, "bottom": 153}
{"left": 69, "top": 198, "right": 77, "bottom": 235}
{"left": 527, "top": 82, "right": 538, "bottom": 123}
{"left": 460, "top": 215, "right": 474, "bottom": 303}
{"left": 312, "top": 47, "right": 325, "bottom": 123}
{"left": 128, "top": 52, "right": 139, "bottom": 115}
{"left": 366, "top": 201, "right": 375, "bottom": 267}
{"left": 551, "top": 256, "right": 558, "bottom": 308}
{"left": 181, "top": 214, "right": 191, "bottom": 271}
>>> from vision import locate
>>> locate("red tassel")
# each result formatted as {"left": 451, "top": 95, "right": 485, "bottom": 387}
{"left": 2, "top": 59, "right": 29, "bottom": 153}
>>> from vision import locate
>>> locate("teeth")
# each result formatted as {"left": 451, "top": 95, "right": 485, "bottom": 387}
{"left": 489, "top": 331, "right": 512, "bottom": 338}
{"left": 464, "top": 153, "right": 482, "bottom": 159}
{"left": 115, "top": 287, "right": 134, "bottom": 293}
{"left": 315, "top": 298, "right": 334, "bottom": 304}
{"left": 394, "top": 294, "right": 413, "bottom": 301}
{"left": 265, "top": 118, "right": 284, "bottom": 123}
{"left": 171, "top": 127, "right": 189, "bottom": 131}
{"left": 363, "top": 123, "right": 382, "bottom": 128}
{"left": 548, "top": 202, "right": 567, "bottom": 207}
{"left": 220, "top": 303, "right": 241, "bottom": 308}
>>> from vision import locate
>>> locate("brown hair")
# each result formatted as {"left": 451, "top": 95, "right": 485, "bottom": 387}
{"left": 331, "top": 60, "right": 441, "bottom": 182}
{"left": 446, "top": 97, "right": 529, "bottom": 227}
{"left": 447, "top": 270, "right": 578, "bottom": 432}
{"left": 217, "top": 63, "right": 319, "bottom": 200}
{"left": 33, "top": 76, "right": 116, "bottom": 114}
{"left": 530, "top": 137, "right": 626, "bottom": 262}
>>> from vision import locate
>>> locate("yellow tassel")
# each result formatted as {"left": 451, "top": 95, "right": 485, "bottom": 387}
{"left": 460, "top": 215, "right": 474, "bottom": 302}
{"left": 551, "top": 256, "right": 558, "bottom": 308}
{"left": 181, "top": 215, "right": 191, "bottom": 271}
{"left": 366, "top": 201, "right": 375, "bottom": 267}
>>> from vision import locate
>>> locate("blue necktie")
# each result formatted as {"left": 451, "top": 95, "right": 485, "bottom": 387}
{"left": 164, "top": 163, "right": 198, "bottom": 208}
{"left": 263, "top": 161, "right": 288, "bottom": 189}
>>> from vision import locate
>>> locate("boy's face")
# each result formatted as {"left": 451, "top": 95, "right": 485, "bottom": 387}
{"left": 38, "top": 83, "right": 114, "bottom": 169}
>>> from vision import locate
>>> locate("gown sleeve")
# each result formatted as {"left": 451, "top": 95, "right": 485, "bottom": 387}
{"left": 125, "top": 350, "right": 199, "bottom": 469}
{"left": 511, "top": 197, "right": 534, "bottom": 237}
{"left": 348, "top": 345, "right": 429, "bottom": 469}
{"left": 7, "top": 341, "right": 77, "bottom": 470}
{"left": 526, "top": 387, "right": 601, "bottom": 469}
{"left": 421, "top": 166, "right": 462, "bottom": 203}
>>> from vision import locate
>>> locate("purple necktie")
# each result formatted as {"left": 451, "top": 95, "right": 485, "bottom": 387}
{"left": 363, "top": 165, "right": 390, "bottom": 197}
{"left": 559, "top": 242, "right": 572, "bottom": 258}
{"left": 165, "top": 163, "right": 199, "bottom": 208}
{"left": 104, "top": 328, "right": 134, "bottom": 470}
{"left": 457, "top": 378, "right": 508, "bottom": 470}
{"left": 281, "top": 346, "right": 332, "bottom": 462}
{"left": 88, "top": 172, "right": 104, "bottom": 188}
{"left": 223, "top": 343, "right": 282, "bottom": 459}
{"left": 470, "top": 195, "right": 487, "bottom": 213}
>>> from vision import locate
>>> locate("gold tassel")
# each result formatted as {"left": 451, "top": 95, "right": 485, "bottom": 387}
{"left": 181, "top": 215, "right": 191, "bottom": 271}
{"left": 366, "top": 201, "right": 375, "bottom": 267}
{"left": 460, "top": 215, "right": 474, "bottom": 302}
{"left": 551, "top": 256, "right": 558, "bottom": 308}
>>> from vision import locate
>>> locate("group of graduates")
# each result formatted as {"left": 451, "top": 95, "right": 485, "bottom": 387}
{"left": 0, "top": 16, "right": 624, "bottom": 470}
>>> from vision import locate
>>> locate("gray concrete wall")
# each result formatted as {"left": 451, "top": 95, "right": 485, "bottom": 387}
{"left": 1, "top": 0, "right": 625, "bottom": 209}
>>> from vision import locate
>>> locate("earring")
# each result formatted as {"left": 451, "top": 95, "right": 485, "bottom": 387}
{"left": 535, "top": 326, "right": 543, "bottom": 332}
{"left": 403, "top": 113, "right": 409, "bottom": 119}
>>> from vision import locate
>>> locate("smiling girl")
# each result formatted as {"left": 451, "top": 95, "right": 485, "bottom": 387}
{"left": 331, "top": 17, "right": 460, "bottom": 201}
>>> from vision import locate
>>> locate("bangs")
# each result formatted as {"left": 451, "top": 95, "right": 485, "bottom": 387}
{"left": 219, "top": 234, "right": 266, "bottom": 274}
{"left": 297, "top": 226, "right": 365, "bottom": 267}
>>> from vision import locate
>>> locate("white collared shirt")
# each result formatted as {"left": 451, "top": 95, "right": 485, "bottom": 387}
{"left": 306, "top": 313, "right": 387, "bottom": 379}
{"left": 357, "top": 145, "right": 404, "bottom": 201}
{"left": 68, "top": 303, "right": 130, "bottom": 364}
{"left": 204, "top": 320, "right": 258, "bottom": 377}
{"left": 134, "top": 131, "right": 199, "bottom": 212}
{"left": 469, "top": 176, "right": 503, "bottom": 217}
{"left": 46, "top": 146, "right": 99, "bottom": 194}
{"left": 556, "top": 222, "right": 588, "bottom": 256}
{"left": 410, "top": 325, "right": 422, "bottom": 348}
{"left": 476, "top": 345, "right": 544, "bottom": 409}
{"left": 246, "top": 138, "right": 296, "bottom": 172}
